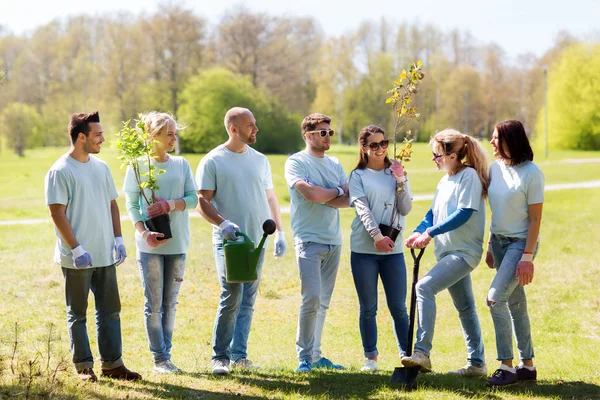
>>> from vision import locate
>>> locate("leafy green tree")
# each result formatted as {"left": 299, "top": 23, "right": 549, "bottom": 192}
{"left": 0, "top": 102, "right": 43, "bottom": 156}
{"left": 536, "top": 43, "right": 600, "bottom": 150}
{"left": 178, "top": 68, "right": 302, "bottom": 154}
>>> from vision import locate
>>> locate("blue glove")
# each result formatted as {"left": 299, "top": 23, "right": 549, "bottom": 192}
{"left": 219, "top": 219, "right": 240, "bottom": 241}
{"left": 114, "top": 236, "right": 127, "bottom": 267}
{"left": 274, "top": 230, "right": 286, "bottom": 257}
{"left": 71, "top": 245, "right": 92, "bottom": 268}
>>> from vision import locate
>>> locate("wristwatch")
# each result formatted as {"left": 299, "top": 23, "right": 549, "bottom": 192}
{"left": 335, "top": 186, "right": 344, "bottom": 198}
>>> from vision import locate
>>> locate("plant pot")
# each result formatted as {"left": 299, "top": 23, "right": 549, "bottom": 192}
{"left": 379, "top": 223, "right": 401, "bottom": 242}
{"left": 145, "top": 214, "right": 172, "bottom": 241}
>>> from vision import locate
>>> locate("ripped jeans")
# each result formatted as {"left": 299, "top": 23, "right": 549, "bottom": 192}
{"left": 138, "top": 252, "right": 186, "bottom": 363}
{"left": 487, "top": 234, "right": 536, "bottom": 361}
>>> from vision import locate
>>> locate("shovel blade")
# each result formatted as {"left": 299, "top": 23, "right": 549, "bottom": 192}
{"left": 390, "top": 366, "right": 420, "bottom": 391}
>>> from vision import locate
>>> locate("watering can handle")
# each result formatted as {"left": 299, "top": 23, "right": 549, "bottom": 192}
{"left": 223, "top": 232, "right": 251, "bottom": 245}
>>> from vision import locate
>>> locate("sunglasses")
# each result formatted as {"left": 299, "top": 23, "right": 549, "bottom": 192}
{"left": 365, "top": 140, "right": 389, "bottom": 150}
{"left": 307, "top": 129, "right": 335, "bottom": 137}
{"left": 432, "top": 152, "right": 444, "bottom": 159}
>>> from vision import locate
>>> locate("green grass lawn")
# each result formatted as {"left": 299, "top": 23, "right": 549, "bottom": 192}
{"left": 1, "top": 144, "right": 599, "bottom": 399}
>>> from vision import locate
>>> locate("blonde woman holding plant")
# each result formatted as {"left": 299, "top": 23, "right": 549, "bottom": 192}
{"left": 123, "top": 112, "right": 197, "bottom": 374}
{"left": 403, "top": 129, "right": 489, "bottom": 376}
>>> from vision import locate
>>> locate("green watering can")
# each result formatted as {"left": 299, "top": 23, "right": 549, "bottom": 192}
{"left": 223, "top": 219, "right": 277, "bottom": 283}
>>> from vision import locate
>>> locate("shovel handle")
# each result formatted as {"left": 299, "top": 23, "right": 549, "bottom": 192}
{"left": 411, "top": 248, "right": 425, "bottom": 264}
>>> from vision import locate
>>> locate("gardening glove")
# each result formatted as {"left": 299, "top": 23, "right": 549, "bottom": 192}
{"left": 413, "top": 230, "right": 432, "bottom": 248}
{"left": 374, "top": 233, "right": 395, "bottom": 253}
{"left": 71, "top": 245, "right": 92, "bottom": 268}
{"left": 515, "top": 253, "right": 534, "bottom": 286}
{"left": 147, "top": 199, "right": 176, "bottom": 218}
{"left": 390, "top": 160, "right": 406, "bottom": 184}
{"left": 404, "top": 232, "right": 421, "bottom": 248}
{"left": 114, "top": 236, "right": 127, "bottom": 267}
{"left": 142, "top": 230, "right": 166, "bottom": 248}
{"left": 274, "top": 230, "right": 287, "bottom": 257}
{"left": 219, "top": 219, "right": 240, "bottom": 241}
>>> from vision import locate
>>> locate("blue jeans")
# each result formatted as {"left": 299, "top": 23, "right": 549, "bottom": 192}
{"left": 295, "top": 242, "right": 341, "bottom": 363}
{"left": 350, "top": 252, "right": 409, "bottom": 358}
{"left": 414, "top": 254, "right": 485, "bottom": 367}
{"left": 62, "top": 266, "right": 124, "bottom": 371}
{"left": 488, "top": 234, "right": 535, "bottom": 361}
{"left": 138, "top": 252, "right": 186, "bottom": 363}
{"left": 212, "top": 244, "right": 265, "bottom": 362}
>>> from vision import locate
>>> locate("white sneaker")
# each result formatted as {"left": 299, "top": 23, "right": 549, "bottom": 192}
{"left": 361, "top": 359, "right": 378, "bottom": 371}
{"left": 212, "top": 359, "right": 230, "bottom": 375}
{"left": 401, "top": 351, "right": 432, "bottom": 373}
{"left": 230, "top": 358, "right": 260, "bottom": 370}
{"left": 448, "top": 363, "right": 487, "bottom": 377}
{"left": 153, "top": 360, "right": 182, "bottom": 374}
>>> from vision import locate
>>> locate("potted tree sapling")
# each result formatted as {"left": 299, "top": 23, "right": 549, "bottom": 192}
{"left": 114, "top": 116, "right": 172, "bottom": 240}
{"left": 379, "top": 60, "right": 425, "bottom": 241}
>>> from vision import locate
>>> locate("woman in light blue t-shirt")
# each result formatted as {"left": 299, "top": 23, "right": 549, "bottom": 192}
{"left": 123, "top": 112, "right": 198, "bottom": 374}
{"left": 348, "top": 125, "right": 412, "bottom": 372}
{"left": 402, "top": 129, "right": 490, "bottom": 377}
{"left": 484, "top": 120, "right": 544, "bottom": 387}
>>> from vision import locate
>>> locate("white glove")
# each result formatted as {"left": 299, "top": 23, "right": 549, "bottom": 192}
{"left": 219, "top": 219, "right": 240, "bottom": 241}
{"left": 274, "top": 230, "right": 286, "bottom": 257}
{"left": 71, "top": 245, "right": 92, "bottom": 268}
{"left": 114, "top": 236, "right": 127, "bottom": 267}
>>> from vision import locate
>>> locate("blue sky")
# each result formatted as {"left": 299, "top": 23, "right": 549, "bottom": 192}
{"left": 2, "top": 0, "right": 599, "bottom": 60}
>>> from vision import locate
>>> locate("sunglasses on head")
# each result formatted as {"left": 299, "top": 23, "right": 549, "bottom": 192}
{"left": 365, "top": 140, "right": 389, "bottom": 150}
{"left": 307, "top": 129, "right": 335, "bottom": 137}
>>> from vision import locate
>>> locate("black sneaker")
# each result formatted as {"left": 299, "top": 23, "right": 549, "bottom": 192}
{"left": 516, "top": 365, "right": 537, "bottom": 381}
{"left": 485, "top": 368, "right": 518, "bottom": 386}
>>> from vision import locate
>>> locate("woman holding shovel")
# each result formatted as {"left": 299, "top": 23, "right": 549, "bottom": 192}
{"left": 484, "top": 120, "right": 544, "bottom": 386}
{"left": 402, "top": 129, "right": 489, "bottom": 376}
{"left": 123, "top": 112, "right": 198, "bottom": 374}
{"left": 348, "top": 125, "right": 413, "bottom": 372}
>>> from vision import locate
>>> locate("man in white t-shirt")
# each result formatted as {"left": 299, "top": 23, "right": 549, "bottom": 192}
{"left": 196, "top": 107, "right": 287, "bottom": 375}
{"left": 44, "top": 112, "right": 141, "bottom": 382}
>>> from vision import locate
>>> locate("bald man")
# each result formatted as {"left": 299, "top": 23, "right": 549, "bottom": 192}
{"left": 195, "top": 107, "right": 286, "bottom": 375}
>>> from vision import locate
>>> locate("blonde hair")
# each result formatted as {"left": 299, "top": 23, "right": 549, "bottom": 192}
{"left": 142, "top": 111, "right": 185, "bottom": 138}
{"left": 430, "top": 129, "right": 489, "bottom": 198}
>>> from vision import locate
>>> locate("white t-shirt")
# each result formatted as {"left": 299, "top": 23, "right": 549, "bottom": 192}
{"left": 488, "top": 160, "right": 544, "bottom": 239}
{"left": 196, "top": 144, "right": 273, "bottom": 245}
{"left": 430, "top": 167, "right": 485, "bottom": 268}
{"left": 45, "top": 154, "right": 119, "bottom": 269}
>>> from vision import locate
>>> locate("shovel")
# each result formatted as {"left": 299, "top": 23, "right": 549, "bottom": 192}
{"left": 390, "top": 247, "right": 425, "bottom": 390}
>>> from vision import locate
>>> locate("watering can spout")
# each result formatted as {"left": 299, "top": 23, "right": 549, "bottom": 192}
{"left": 223, "top": 219, "right": 277, "bottom": 283}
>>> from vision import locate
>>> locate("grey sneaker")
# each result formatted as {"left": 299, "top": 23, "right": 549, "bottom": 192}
{"left": 153, "top": 360, "right": 181, "bottom": 374}
{"left": 212, "top": 359, "right": 230, "bottom": 375}
{"left": 230, "top": 358, "right": 260, "bottom": 370}
{"left": 448, "top": 363, "right": 487, "bottom": 377}
{"left": 401, "top": 351, "right": 432, "bottom": 373}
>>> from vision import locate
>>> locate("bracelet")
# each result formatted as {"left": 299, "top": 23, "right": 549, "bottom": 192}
{"left": 520, "top": 253, "right": 533, "bottom": 262}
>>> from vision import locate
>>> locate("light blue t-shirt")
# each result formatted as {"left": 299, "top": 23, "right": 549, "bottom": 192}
{"left": 196, "top": 144, "right": 273, "bottom": 246}
{"left": 430, "top": 167, "right": 485, "bottom": 268}
{"left": 284, "top": 151, "right": 347, "bottom": 245}
{"left": 488, "top": 160, "right": 544, "bottom": 239}
{"left": 123, "top": 155, "right": 198, "bottom": 255}
{"left": 349, "top": 168, "right": 412, "bottom": 254}
{"left": 44, "top": 154, "right": 119, "bottom": 269}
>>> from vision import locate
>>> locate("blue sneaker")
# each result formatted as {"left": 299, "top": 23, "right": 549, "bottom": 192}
{"left": 296, "top": 360, "right": 312, "bottom": 373}
{"left": 312, "top": 357, "right": 344, "bottom": 370}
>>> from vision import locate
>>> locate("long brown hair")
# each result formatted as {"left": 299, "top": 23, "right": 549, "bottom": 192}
{"left": 495, "top": 119, "right": 534, "bottom": 164}
{"left": 430, "top": 129, "right": 490, "bottom": 198}
{"left": 353, "top": 124, "right": 392, "bottom": 171}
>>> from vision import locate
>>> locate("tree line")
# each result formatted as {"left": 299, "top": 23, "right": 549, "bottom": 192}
{"left": 0, "top": 3, "right": 597, "bottom": 156}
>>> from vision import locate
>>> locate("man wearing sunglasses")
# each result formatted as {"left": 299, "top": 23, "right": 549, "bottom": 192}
{"left": 284, "top": 113, "right": 350, "bottom": 373}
